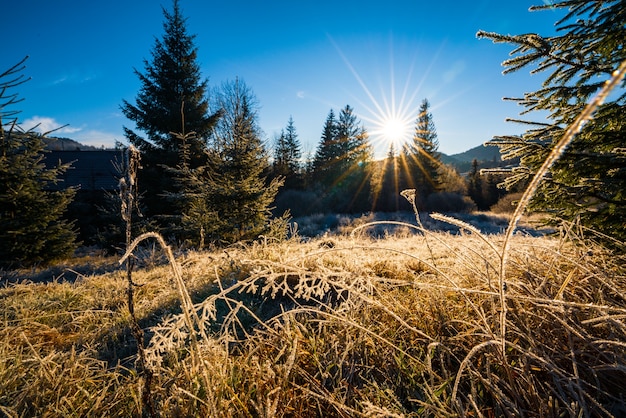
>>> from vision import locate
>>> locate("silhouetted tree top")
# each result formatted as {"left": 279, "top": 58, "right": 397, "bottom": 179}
{"left": 121, "top": 0, "right": 219, "bottom": 153}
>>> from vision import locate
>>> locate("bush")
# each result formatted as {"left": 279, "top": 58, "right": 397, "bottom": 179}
{"left": 0, "top": 57, "right": 78, "bottom": 266}
{"left": 424, "top": 192, "right": 476, "bottom": 213}
{"left": 273, "top": 189, "right": 323, "bottom": 218}
{"left": 490, "top": 192, "right": 523, "bottom": 214}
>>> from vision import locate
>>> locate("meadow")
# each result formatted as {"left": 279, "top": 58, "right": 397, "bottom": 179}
{"left": 2, "top": 56, "right": 625, "bottom": 418}
{"left": 1, "top": 208, "right": 625, "bottom": 417}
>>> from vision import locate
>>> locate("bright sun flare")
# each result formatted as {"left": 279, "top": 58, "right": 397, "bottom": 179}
{"left": 380, "top": 117, "right": 412, "bottom": 145}
{"left": 329, "top": 36, "right": 425, "bottom": 155}
{"left": 369, "top": 113, "right": 414, "bottom": 150}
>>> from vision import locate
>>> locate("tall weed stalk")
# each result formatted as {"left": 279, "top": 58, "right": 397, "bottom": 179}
{"left": 118, "top": 145, "right": 155, "bottom": 417}
{"left": 497, "top": 59, "right": 626, "bottom": 354}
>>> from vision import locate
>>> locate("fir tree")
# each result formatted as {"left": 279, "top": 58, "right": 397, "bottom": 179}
{"left": 467, "top": 159, "right": 485, "bottom": 209}
{"left": 192, "top": 79, "right": 283, "bottom": 245}
{"left": 336, "top": 105, "right": 372, "bottom": 165}
{"left": 478, "top": 0, "right": 626, "bottom": 240}
{"left": 377, "top": 144, "right": 402, "bottom": 212}
{"left": 273, "top": 130, "right": 288, "bottom": 176}
{"left": 312, "top": 109, "right": 340, "bottom": 187}
{"left": 121, "top": 0, "right": 216, "bottom": 153}
{"left": 0, "top": 58, "right": 77, "bottom": 266}
{"left": 483, "top": 172, "right": 507, "bottom": 210}
{"left": 161, "top": 122, "right": 204, "bottom": 244}
{"left": 312, "top": 105, "right": 373, "bottom": 212}
{"left": 406, "top": 99, "right": 442, "bottom": 201}
{"left": 120, "top": 0, "right": 220, "bottom": 226}
{"left": 273, "top": 116, "right": 302, "bottom": 189}
{"left": 283, "top": 116, "right": 302, "bottom": 175}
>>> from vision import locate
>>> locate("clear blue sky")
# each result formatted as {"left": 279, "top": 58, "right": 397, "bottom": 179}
{"left": 4, "top": 1, "right": 563, "bottom": 158}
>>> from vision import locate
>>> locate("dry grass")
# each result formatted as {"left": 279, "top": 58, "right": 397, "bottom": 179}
{"left": 1, "top": 223, "right": 625, "bottom": 417}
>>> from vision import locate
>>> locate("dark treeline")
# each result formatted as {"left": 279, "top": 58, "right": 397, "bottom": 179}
{"left": 270, "top": 98, "right": 512, "bottom": 218}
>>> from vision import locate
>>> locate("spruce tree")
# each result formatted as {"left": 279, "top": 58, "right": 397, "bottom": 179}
{"left": 120, "top": 0, "right": 220, "bottom": 225}
{"left": 467, "top": 159, "right": 484, "bottom": 209}
{"left": 283, "top": 116, "right": 301, "bottom": 173}
{"left": 0, "top": 58, "right": 77, "bottom": 266}
{"left": 336, "top": 105, "right": 372, "bottom": 168}
{"left": 406, "top": 99, "right": 442, "bottom": 202}
{"left": 312, "top": 105, "right": 373, "bottom": 212}
{"left": 478, "top": 0, "right": 626, "bottom": 240}
{"left": 312, "top": 109, "right": 340, "bottom": 188}
{"left": 273, "top": 116, "right": 302, "bottom": 189}
{"left": 122, "top": 0, "right": 216, "bottom": 152}
{"left": 377, "top": 144, "right": 401, "bottom": 212}
{"left": 273, "top": 130, "right": 288, "bottom": 177}
{"left": 193, "top": 79, "right": 283, "bottom": 245}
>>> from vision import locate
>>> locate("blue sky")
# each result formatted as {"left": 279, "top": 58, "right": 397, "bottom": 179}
{"left": 4, "top": 1, "right": 563, "bottom": 158}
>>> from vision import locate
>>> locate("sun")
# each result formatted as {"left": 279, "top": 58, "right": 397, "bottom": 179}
{"left": 367, "top": 108, "right": 415, "bottom": 151}
{"left": 329, "top": 35, "right": 426, "bottom": 156}
{"left": 374, "top": 115, "right": 414, "bottom": 148}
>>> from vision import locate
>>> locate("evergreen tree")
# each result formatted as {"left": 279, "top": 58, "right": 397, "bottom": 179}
{"left": 336, "top": 105, "right": 372, "bottom": 167}
{"left": 482, "top": 172, "right": 506, "bottom": 210}
{"left": 406, "top": 99, "right": 442, "bottom": 202}
{"left": 188, "top": 79, "right": 283, "bottom": 245}
{"left": 120, "top": 0, "right": 220, "bottom": 225}
{"left": 312, "top": 105, "right": 373, "bottom": 212}
{"left": 272, "top": 116, "right": 302, "bottom": 189}
{"left": 467, "top": 159, "right": 485, "bottom": 209}
{"left": 283, "top": 116, "right": 301, "bottom": 175}
{"left": 312, "top": 109, "right": 340, "bottom": 187}
{"left": 161, "top": 126, "right": 204, "bottom": 244}
{"left": 437, "top": 164, "right": 467, "bottom": 195}
{"left": 399, "top": 142, "right": 417, "bottom": 189}
{"left": 0, "top": 58, "right": 77, "bottom": 266}
{"left": 376, "top": 144, "right": 402, "bottom": 212}
{"left": 273, "top": 130, "right": 288, "bottom": 176}
{"left": 478, "top": 0, "right": 626, "bottom": 240}
{"left": 121, "top": 0, "right": 216, "bottom": 153}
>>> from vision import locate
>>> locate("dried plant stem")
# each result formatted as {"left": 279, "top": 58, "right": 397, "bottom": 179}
{"left": 401, "top": 189, "right": 438, "bottom": 267}
{"left": 451, "top": 340, "right": 500, "bottom": 405}
{"left": 498, "top": 59, "right": 626, "bottom": 355}
{"left": 350, "top": 220, "right": 424, "bottom": 237}
{"left": 118, "top": 146, "right": 155, "bottom": 418}
{"left": 119, "top": 232, "right": 209, "bottom": 368}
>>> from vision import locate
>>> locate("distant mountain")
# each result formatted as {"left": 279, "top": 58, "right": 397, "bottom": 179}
{"left": 43, "top": 136, "right": 101, "bottom": 151}
{"left": 0, "top": 131, "right": 103, "bottom": 151}
{"left": 40, "top": 133, "right": 506, "bottom": 174}
{"left": 441, "top": 144, "right": 503, "bottom": 173}
{"left": 449, "top": 144, "right": 501, "bottom": 163}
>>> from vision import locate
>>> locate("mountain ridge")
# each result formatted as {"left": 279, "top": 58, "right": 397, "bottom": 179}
{"left": 43, "top": 136, "right": 103, "bottom": 151}
{"left": 41, "top": 136, "right": 504, "bottom": 172}
{"left": 441, "top": 143, "right": 503, "bottom": 172}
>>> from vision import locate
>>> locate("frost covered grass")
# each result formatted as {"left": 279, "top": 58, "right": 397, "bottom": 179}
{"left": 1, "top": 222, "right": 625, "bottom": 416}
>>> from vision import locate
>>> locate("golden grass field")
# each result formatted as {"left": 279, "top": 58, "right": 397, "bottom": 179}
{"left": 1, "top": 212, "right": 625, "bottom": 417}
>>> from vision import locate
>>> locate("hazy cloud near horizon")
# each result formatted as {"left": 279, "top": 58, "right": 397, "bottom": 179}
{"left": 21, "top": 116, "right": 81, "bottom": 135}
{"left": 21, "top": 116, "right": 119, "bottom": 148}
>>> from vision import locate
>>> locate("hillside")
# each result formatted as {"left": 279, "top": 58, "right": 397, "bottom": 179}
{"left": 43, "top": 136, "right": 102, "bottom": 151}
{"left": 441, "top": 143, "right": 504, "bottom": 173}
{"left": 42, "top": 134, "right": 504, "bottom": 173}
